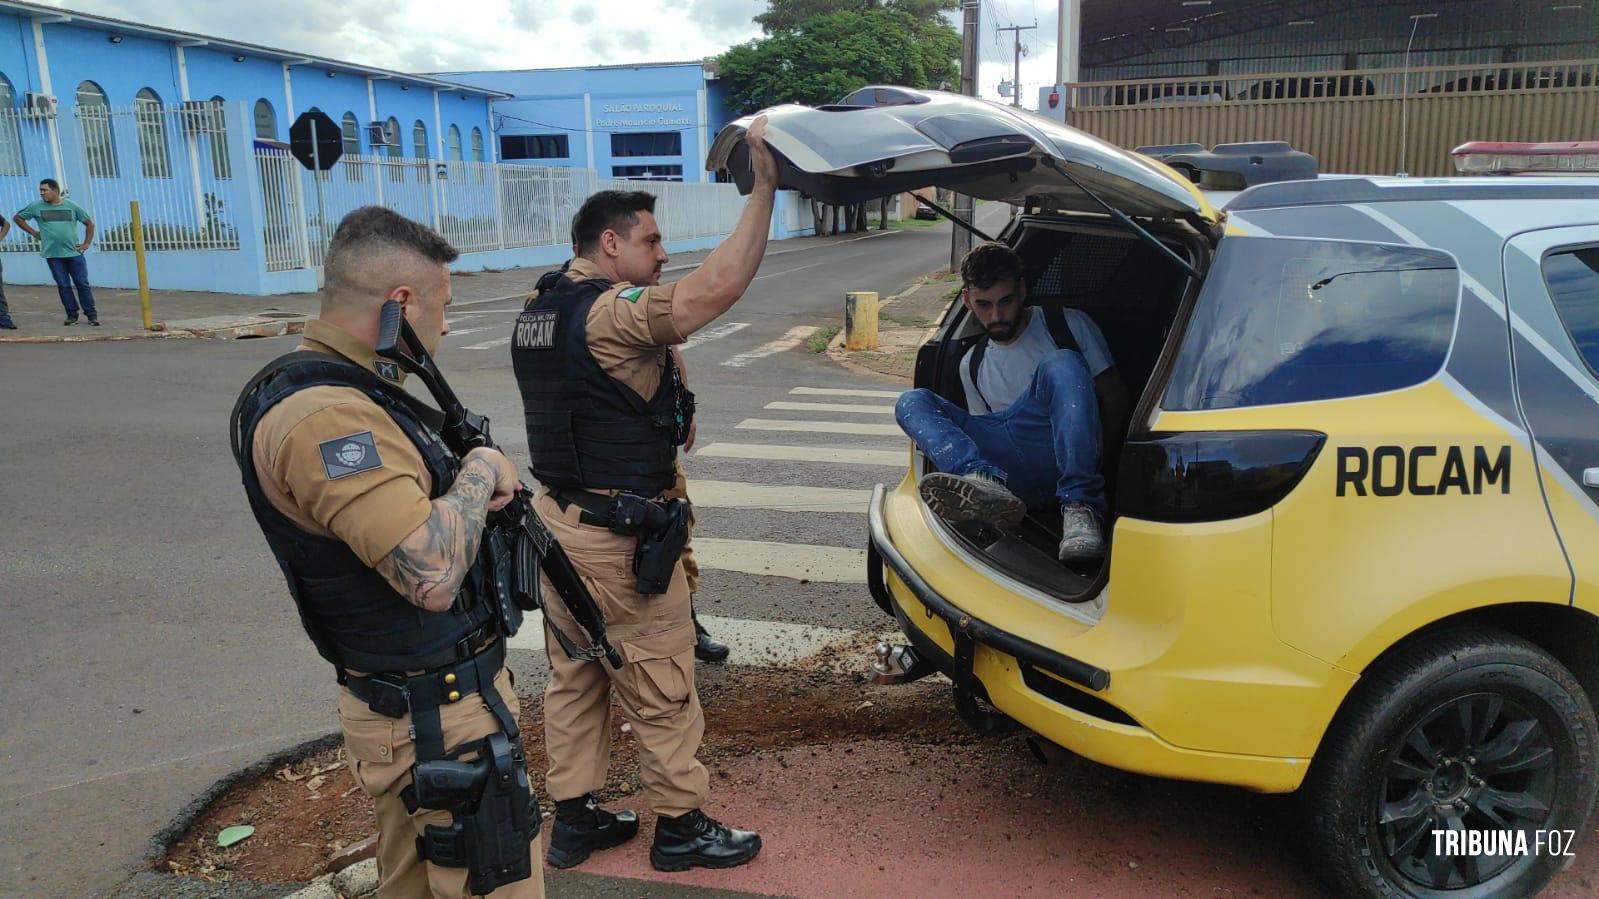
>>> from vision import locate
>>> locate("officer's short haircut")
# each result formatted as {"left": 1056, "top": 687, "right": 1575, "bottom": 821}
{"left": 961, "top": 242, "right": 1024, "bottom": 292}
{"left": 327, "top": 205, "right": 458, "bottom": 272}
{"left": 39, "top": 178, "right": 59, "bottom": 191}
{"left": 572, "top": 190, "right": 657, "bottom": 256}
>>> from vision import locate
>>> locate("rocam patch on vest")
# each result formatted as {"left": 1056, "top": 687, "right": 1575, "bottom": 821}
{"left": 513, "top": 310, "right": 558, "bottom": 349}
{"left": 319, "top": 430, "right": 384, "bottom": 480}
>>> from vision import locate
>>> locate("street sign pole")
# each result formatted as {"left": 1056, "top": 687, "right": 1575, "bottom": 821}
{"left": 310, "top": 117, "right": 326, "bottom": 288}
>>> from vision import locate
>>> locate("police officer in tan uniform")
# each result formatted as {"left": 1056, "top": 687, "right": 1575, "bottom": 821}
{"left": 233, "top": 207, "right": 543, "bottom": 898}
{"left": 510, "top": 117, "right": 778, "bottom": 872}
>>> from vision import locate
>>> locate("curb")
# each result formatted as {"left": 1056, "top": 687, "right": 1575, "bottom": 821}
{"left": 0, "top": 317, "right": 306, "bottom": 344}
{"left": 282, "top": 858, "right": 378, "bottom": 899}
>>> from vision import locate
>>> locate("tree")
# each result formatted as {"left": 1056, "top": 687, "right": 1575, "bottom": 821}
{"left": 754, "top": 0, "right": 958, "bottom": 33}
{"left": 718, "top": 8, "right": 961, "bottom": 115}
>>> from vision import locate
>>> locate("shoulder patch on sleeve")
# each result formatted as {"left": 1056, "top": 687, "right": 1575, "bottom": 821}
{"left": 618, "top": 286, "right": 646, "bottom": 303}
{"left": 318, "top": 430, "right": 384, "bottom": 480}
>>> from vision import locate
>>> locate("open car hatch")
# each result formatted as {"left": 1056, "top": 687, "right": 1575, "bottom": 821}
{"left": 706, "top": 88, "right": 1218, "bottom": 226}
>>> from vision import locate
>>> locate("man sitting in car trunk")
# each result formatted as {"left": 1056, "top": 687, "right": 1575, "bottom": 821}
{"left": 894, "top": 242, "right": 1127, "bottom": 563}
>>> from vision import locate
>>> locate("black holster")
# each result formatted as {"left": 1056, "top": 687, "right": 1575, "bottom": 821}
{"left": 608, "top": 494, "right": 690, "bottom": 595}
{"left": 412, "top": 731, "right": 539, "bottom": 895}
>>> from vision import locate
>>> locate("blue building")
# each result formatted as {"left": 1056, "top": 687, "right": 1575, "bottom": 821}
{"left": 439, "top": 62, "right": 736, "bottom": 183}
{"left": 0, "top": 3, "right": 806, "bottom": 296}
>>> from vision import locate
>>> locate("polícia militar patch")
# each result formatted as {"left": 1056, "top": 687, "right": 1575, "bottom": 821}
{"left": 513, "top": 310, "right": 558, "bottom": 349}
{"left": 318, "top": 431, "right": 383, "bottom": 480}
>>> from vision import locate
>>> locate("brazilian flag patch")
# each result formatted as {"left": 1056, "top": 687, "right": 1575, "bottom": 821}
{"left": 618, "top": 287, "right": 645, "bottom": 303}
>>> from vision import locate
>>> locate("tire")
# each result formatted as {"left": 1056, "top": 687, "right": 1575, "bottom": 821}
{"left": 1303, "top": 627, "right": 1599, "bottom": 899}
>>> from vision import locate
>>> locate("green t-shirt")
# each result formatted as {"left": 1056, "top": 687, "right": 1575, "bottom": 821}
{"left": 18, "top": 199, "right": 92, "bottom": 259}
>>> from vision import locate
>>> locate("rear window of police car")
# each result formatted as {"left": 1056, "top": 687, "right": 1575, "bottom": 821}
{"left": 1164, "top": 237, "right": 1459, "bottom": 410}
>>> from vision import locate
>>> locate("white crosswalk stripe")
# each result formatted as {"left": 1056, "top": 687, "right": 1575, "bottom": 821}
{"left": 694, "top": 442, "right": 905, "bottom": 467}
{"left": 789, "top": 387, "right": 903, "bottom": 399}
{"left": 691, "top": 537, "right": 867, "bottom": 583}
{"left": 462, "top": 336, "right": 513, "bottom": 351}
{"left": 721, "top": 326, "right": 818, "bottom": 368}
{"left": 763, "top": 400, "right": 896, "bottom": 415}
{"left": 686, "top": 480, "right": 872, "bottom": 514}
{"left": 736, "top": 418, "right": 904, "bottom": 437}
{"left": 680, "top": 321, "right": 750, "bottom": 350}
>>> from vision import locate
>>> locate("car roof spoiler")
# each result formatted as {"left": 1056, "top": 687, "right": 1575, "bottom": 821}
{"left": 1136, "top": 141, "right": 1319, "bottom": 191}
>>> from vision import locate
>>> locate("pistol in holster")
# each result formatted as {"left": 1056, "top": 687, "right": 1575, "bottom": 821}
{"left": 607, "top": 493, "right": 690, "bottom": 595}
{"left": 410, "top": 731, "right": 539, "bottom": 895}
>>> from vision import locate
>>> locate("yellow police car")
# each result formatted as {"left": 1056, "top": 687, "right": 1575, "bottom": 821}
{"left": 711, "top": 94, "right": 1599, "bottom": 898}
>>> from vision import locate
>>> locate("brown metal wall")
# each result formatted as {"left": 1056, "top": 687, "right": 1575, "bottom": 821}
{"left": 1066, "top": 61, "right": 1599, "bottom": 177}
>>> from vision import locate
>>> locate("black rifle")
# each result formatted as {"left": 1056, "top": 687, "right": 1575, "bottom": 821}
{"left": 375, "top": 301, "right": 624, "bottom": 669}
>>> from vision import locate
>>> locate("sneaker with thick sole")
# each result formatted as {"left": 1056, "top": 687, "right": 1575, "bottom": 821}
{"left": 545, "top": 795, "right": 639, "bottom": 869}
{"left": 1058, "top": 503, "right": 1106, "bottom": 562}
{"left": 650, "top": 809, "right": 761, "bottom": 872}
{"left": 918, "top": 471, "right": 1028, "bottom": 531}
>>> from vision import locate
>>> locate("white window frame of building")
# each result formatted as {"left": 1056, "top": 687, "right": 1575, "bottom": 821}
{"left": 412, "top": 119, "right": 428, "bottom": 183}
{"left": 253, "top": 98, "right": 276, "bottom": 141}
{"left": 135, "top": 87, "right": 173, "bottom": 179}
{"left": 341, "top": 111, "right": 362, "bottom": 181}
{"left": 208, "top": 96, "right": 231, "bottom": 181}
{"left": 0, "top": 72, "right": 24, "bottom": 176}
{"left": 447, "top": 124, "right": 462, "bottom": 162}
{"left": 77, "top": 81, "right": 118, "bottom": 178}
{"left": 470, "top": 127, "right": 484, "bottom": 162}
{"left": 385, "top": 116, "right": 404, "bottom": 182}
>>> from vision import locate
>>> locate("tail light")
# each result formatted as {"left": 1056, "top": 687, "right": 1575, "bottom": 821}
{"left": 1117, "top": 430, "right": 1326, "bottom": 523}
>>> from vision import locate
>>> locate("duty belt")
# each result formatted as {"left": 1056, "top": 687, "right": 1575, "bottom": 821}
{"left": 343, "top": 636, "right": 515, "bottom": 760}
{"left": 549, "top": 486, "right": 647, "bottom": 528}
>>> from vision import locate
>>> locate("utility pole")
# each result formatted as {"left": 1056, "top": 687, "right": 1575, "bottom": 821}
{"left": 952, "top": 0, "right": 980, "bottom": 268}
{"left": 997, "top": 24, "right": 1037, "bottom": 109}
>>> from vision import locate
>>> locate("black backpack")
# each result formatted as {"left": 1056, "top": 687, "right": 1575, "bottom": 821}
{"left": 966, "top": 306, "right": 1081, "bottom": 411}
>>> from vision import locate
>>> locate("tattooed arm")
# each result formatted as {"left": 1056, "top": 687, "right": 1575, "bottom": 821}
{"left": 375, "top": 447, "right": 519, "bottom": 612}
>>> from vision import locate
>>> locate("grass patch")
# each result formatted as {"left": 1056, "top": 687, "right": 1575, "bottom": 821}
{"left": 881, "top": 310, "right": 932, "bottom": 327}
{"left": 889, "top": 217, "right": 941, "bottom": 229}
{"left": 808, "top": 325, "right": 841, "bottom": 352}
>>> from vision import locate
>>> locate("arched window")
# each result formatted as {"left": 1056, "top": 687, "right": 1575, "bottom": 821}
{"left": 384, "top": 116, "right": 403, "bottom": 181}
{"left": 0, "top": 72, "right": 24, "bottom": 175}
{"left": 253, "top": 98, "right": 276, "bottom": 140}
{"left": 76, "top": 81, "right": 117, "bottom": 177}
{"left": 412, "top": 120, "right": 428, "bottom": 159}
{"left": 134, "top": 87, "right": 172, "bottom": 178}
{"left": 340, "top": 112, "right": 360, "bottom": 157}
{"left": 470, "top": 127, "right": 484, "bottom": 162}
{"left": 340, "top": 111, "right": 362, "bottom": 180}
{"left": 209, "top": 95, "right": 231, "bottom": 180}
{"left": 447, "top": 124, "right": 462, "bottom": 161}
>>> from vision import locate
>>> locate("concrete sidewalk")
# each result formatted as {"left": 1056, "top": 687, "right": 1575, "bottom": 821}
{"left": 0, "top": 231, "right": 900, "bottom": 345}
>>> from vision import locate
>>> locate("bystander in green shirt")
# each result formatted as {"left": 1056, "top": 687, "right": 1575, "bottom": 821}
{"left": 17, "top": 198, "right": 93, "bottom": 259}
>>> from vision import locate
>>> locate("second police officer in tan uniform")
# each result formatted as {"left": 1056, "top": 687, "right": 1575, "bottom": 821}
{"left": 511, "top": 117, "right": 779, "bottom": 872}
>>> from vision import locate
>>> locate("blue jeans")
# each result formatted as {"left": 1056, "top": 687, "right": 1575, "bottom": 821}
{"left": 895, "top": 349, "right": 1105, "bottom": 517}
{"left": 47, "top": 254, "right": 97, "bottom": 320}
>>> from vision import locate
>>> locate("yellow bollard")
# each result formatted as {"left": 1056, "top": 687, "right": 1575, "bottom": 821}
{"left": 130, "top": 201, "right": 153, "bottom": 330}
{"left": 844, "top": 290, "right": 879, "bottom": 351}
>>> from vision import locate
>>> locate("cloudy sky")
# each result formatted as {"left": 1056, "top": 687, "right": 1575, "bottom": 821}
{"left": 43, "top": 0, "right": 1063, "bottom": 104}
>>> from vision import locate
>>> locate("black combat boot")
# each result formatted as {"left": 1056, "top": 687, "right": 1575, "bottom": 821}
{"left": 545, "top": 794, "right": 640, "bottom": 869}
{"left": 649, "top": 809, "right": 761, "bottom": 872}
{"left": 693, "top": 607, "right": 729, "bottom": 663}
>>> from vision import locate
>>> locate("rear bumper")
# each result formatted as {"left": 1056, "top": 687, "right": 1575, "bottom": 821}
{"left": 867, "top": 483, "right": 1328, "bottom": 794}
{"left": 867, "top": 485, "right": 1110, "bottom": 692}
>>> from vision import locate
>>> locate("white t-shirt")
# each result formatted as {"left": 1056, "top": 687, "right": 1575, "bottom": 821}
{"left": 958, "top": 308, "right": 1114, "bottom": 414}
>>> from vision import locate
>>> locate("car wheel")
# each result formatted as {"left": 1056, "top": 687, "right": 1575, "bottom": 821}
{"left": 1304, "top": 627, "right": 1598, "bottom": 899}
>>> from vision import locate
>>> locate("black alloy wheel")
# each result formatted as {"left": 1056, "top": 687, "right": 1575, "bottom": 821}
{"left": 1304, "top": 627, "right": 1598, "bottom": 899}
{"left": 1376, "top": 692, "right": 1558, "bottom": 890}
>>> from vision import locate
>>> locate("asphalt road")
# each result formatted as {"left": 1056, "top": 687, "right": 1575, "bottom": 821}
{"left": 0, "top": 209, "right": 1009, "bottom": 899}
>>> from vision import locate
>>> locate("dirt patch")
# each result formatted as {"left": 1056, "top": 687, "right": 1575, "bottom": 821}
{"left": 160, "top": 665, "right": 966, "bottom": 885}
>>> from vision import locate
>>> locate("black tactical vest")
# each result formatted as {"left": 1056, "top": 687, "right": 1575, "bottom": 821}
{"left": 230, "top": 351, "right": 499, "bottom": 675}
{"left": 511, "top": 271, "right": 685, "bottom": 497}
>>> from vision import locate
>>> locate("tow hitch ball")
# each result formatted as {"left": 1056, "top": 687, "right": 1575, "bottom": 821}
{"left": 868, "top": 642, "right": 935, "bottom": 685}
